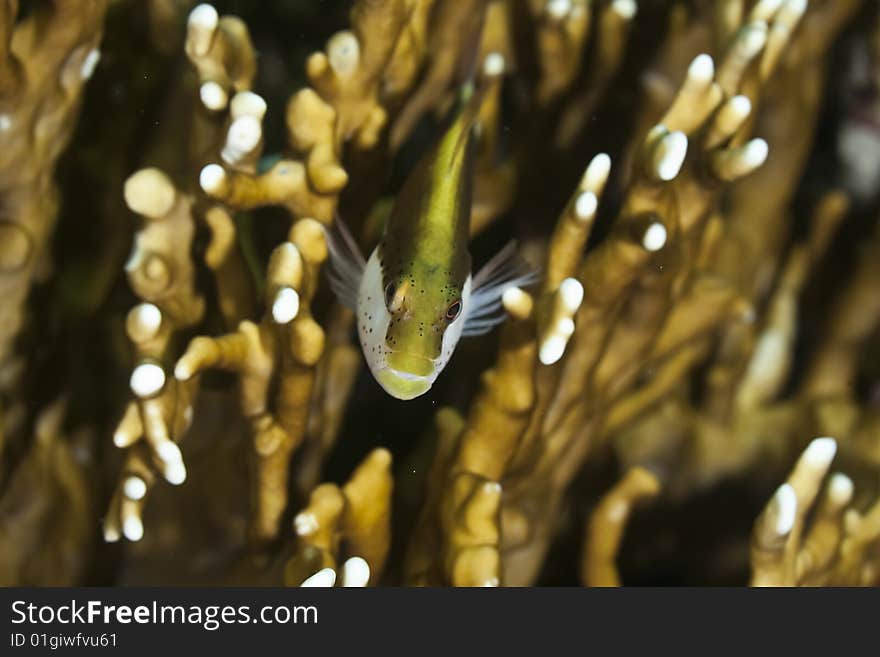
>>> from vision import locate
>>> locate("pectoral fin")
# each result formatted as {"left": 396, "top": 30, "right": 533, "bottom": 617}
{"left": 462, "top": 242, "right": 539, "bottom": 336}
{"left": 324, "top": 216, "right": 366, "bottom": 311}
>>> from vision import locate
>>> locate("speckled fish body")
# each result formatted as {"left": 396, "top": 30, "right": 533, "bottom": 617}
{"left": 356, "top": 101, "right": 477, "bottom": 399}
{"left": 326, "top": 91, "right": 534, "bottom": 400}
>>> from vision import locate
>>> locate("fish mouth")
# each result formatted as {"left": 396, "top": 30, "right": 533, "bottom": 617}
{"left": 385, "top": 351, "right": 436, "bottom": 377}
{"left": 375, "top": 367, "right": 433, "bottom": 400}
{"left": 386, "top": 368, "right": 431, "bottom": 382}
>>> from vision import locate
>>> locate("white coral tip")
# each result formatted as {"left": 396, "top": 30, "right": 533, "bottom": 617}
{"left": 642, "top": 222, "right": 667, "bottom": 252}
{"left": 774, "top": 483, "right": 797, "bottom": 535}
{"left": 157, "top": 439, "right": 181, "bottom": 463}
{"left": 829, "top": 473, "right": 854, "bottom": 505}
{"left": 124, "top": 476, "right": 148, "bottom": 501}
{"left": 584, "top": 153, "right": 612, "bottom": 189}
{"left": 657, "top": 131, "right": 688, "bottom": 181}
{"left": 301, "top": 568, "right": 337, "bottom": 588}
{"left": 688, "top": 53, "right": 714, "bottom": 83}
{"left": 164, "top": 460, "right": 187, "bottom": 486}
{"left": 189, "top": 4, "right": 219, "bottom": 29}
{"left": 804, "top": 436, "right": 837, "bottom": 469}
{"left": 294, "top": 512, "right": 319, "bottom": 536}
{"left": 81, "top": 49, "right": 101, "bottom": 80}
{"left": 123, "top": 515, "right": 144, "bottom": 542}
{"left": 786, "top": 0, "right": 808, "bottom": 18}
{"left": 559, "top": 278, "right": 584, "bottom": 312}
{"left": 483, "top": 52, "right": 505, "bottom": 77}
{"left": 230, "top": 90, "right": 268, "bottom": 120}
{"left": 222, "top": 116, "right": 262, "bottom": 164}
{"left": 743, "top": 138, "right": 769, "bottom": 169}
{"left": 546, "top": 0, "right": 572, "bottom": 19}
{"left": 199, "top": 163, "right": 226, "bottom": 194}
{"left": 129, "top": 362, "right": 166, "bottom": 398}
{"left": 272, "top": 287, "right": 300, "bottom": 324}
{"left": 612, "top": 0, "right": 637, "bottom": 19}
{"left": 539, "top": 335, "right": 567, "bottom": 365}
{"left": 730, "top": 94, "right": 753, "bottom": 120}
{"left": 133, "top": 303, "right": 162, "bottom": 334}
{"left": 174, "top": 359, "right": 192, "bottom": 381}
{"left": 103, "top": 523, "right": 120, "bottom": 543}
{"left": 574, "top": 191, "right": 598, "bottom": 220}
{"left": 342, "top": 557, "right": 371, "bottom": 587}
{"left": 200, "top": 81, "right": 227, "bottom": 111}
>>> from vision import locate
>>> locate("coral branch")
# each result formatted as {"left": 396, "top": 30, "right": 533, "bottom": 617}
{"left": 582, "top": 466, "right": 661, "bottom": 587}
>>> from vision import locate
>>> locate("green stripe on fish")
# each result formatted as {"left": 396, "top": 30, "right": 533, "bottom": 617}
{"left": 325, "top": 83, "right": 537, "bottom": 400}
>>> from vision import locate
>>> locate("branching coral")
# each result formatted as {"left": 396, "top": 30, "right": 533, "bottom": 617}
{"left": 185, "top": 3, "right": 256, "bottom": 112}
{"left": 581, "top": 466, "right": 660, "bottom": 587}
{"left": 107, "top": 0, "right": 434, "bottom": 547}
{"left": 104, "top": 167, "right": 205, "bottom": 542}
{"left": 0, "top": 0, "right": 878, "bottom": 589}
{"left": 401, "top": 0, "right": 876, "bottom": 587}
{"left": 0, "top": 0, "right": 108, "bottom": 429}
{"left": 0, "top": 400, "right": 93, "bottom": 585}
{"left": 175, "top": 219, "right": 328, "bottom": 542}
{"left": 751, "top": 437, "right": 880, "bottom": 586}
{"left": 284, "top": 447, "right": 392, "bottom": 586}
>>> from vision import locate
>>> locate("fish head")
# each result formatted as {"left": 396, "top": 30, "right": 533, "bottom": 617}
{"left": 357, "top": 246, "right": 471, "bottom": 400}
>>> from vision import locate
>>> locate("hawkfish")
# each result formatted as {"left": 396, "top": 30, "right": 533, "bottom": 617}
{"left": 326, "top": 83, "right": 535, "bottom": 400}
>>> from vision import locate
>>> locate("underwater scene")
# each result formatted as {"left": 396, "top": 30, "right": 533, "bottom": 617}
{"left": 1, "top": 0, "right": 879, "bottom": 587}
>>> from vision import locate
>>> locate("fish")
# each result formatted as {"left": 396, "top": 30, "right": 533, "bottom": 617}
{"left": 325, "top": 84, "right": 536, "bottom": 401}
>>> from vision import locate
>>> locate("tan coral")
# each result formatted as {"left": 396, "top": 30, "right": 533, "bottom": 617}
{"left": 582, "top": 466, "right": 661, "bottom": 587}
{"left": 0, "top": 401, "right": 93, "bottom": 585}
{"left": 3, "top": 0, "right": 874, "bottom": 592}
{"left": 307, "top": 0, "right": 411, "bottom": 149}
{"left": 751, "top": 437, "right": 880, "bottom": 587}
{"left": 402, "top": 0, "right": 861, "bottom": 588}
{"left": 0, "top": 1, "right": 109, "bottom": 403}
{"left": 175, "top": 219, "right": 328, "bottom": 542}
{"left": 104, "top": 166, "right": 208, "bottom": 540}
{"left": 286, "top": 448, "right": 394, "bottom": 586}
{"left": 185, "top": 3, "right": 256, "bottom": 112}
{"left": 124, "top": 167, "right": 205, "bottom": 327}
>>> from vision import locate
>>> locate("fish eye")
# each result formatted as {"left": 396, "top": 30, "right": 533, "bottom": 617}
{"left": 446, "top": 299, "right": 462, "bottom": 321}
{"left": 385, "top": 282, "right": 397, "bottom": 310}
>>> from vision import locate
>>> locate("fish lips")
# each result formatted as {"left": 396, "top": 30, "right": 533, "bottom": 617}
{"left": 375, "top": 366, "right": 435, "bottom": 400}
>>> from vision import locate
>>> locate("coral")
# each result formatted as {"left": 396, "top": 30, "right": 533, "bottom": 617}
{"left": 0, "top": 0, "right": 878, "bottom": 589}
{"left": 284, "top": 447, "right": 392, "bottom": 585}
{"left": 175, "top": 219, "right": 328, "bottom": 541}
{"left": 0, "top": 401, "right": 93, "bottom": 585}
{"left": 751, "top": 437, "right": 880, "bottom": 586}
{"left": 0, "top": 0, "right": 108, "bottom": 425}
{"left": 582, "top": 466, "right": 660, "bottom": 587}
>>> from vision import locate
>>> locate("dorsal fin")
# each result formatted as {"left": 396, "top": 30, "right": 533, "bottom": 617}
{"left": 448, "top": 77, "right": 492, "bottom": 167}
{"left": 448, "top": 1, "right": 491, "bottom": 165}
